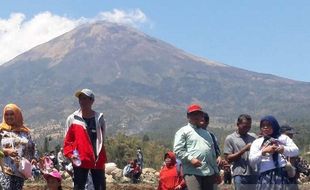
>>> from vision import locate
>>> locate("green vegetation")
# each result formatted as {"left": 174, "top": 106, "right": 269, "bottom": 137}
{"left": 33, "top": 118, "right": 310, "bottom": 167}
{"left": 106, "top": 133, "right": 169, "bottom": 170}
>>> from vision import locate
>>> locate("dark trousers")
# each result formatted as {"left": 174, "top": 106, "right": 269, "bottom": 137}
{"left": 73, "top": 167, "right": 106, "bottom": 190}
{"left": 184, "top": 174, "right": 217, "bottom": 190}
{"left": 233, "top": 175, "right": 258, "bottom": 190}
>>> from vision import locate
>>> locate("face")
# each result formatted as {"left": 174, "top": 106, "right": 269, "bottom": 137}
{"left": 237, "top": 119, "right": 251, "bottom": 135}
{"left": 78, "top": 94, "right": 94, "bottom": 110}
{"left": 164, "top": 157, "right": 172, "bottom": 166}
{"left": 188, "top": 111, "right": 204, "bottom": 126}
{"left": 260, "top": 120, "right": 273, "bottom": 136}
{"left": 4, "top": 109, "right": 15, "bottom": 126}
{"left": 199, "top": 117, "right": 209, "bottom": 129}
{"left": 46, "top": 177, "right": 60, "bottom": 190}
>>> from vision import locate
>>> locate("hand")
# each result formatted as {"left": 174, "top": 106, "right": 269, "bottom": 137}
{"left": 70, "top": 154, "right": 79, "bottom": 163}
{"left": 276, "top": 145, "right": 284, "bottom": 154}
{"left": 244, "top": 143, "right": 252, "bottom": 151}
{"left": 174, "top": 185, "right": 182, "bottom": 190}
{"left": 190, "top": 158, "right": 202, "bottom": 167}
{"left": 215, "top": 174, "right": 222, "bottom": 184}
{"left": 4, "top": 148, "right": 18, "bottom": 157}
{"left": 216, "top": 156, "right": 223, "bottom": 166}
{"left": 221, "top": 159, "right": 229, "bottom": 167}
{"left": 262, "top": 144, "right": 277, "bottom": 155}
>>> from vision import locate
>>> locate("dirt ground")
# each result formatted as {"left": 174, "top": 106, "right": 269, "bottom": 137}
{"left": 23, "top": 182, "right": 310, "bottom": 190}
{"left": 23, "top": 182, "right": 156, "bottom": 190}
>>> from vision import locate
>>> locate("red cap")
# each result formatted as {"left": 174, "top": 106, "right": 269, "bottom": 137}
{"left": 187, "top": 104, "right": 203, "bottom": 113}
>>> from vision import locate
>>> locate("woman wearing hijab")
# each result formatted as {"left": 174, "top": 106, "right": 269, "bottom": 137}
{"left": 0, "top": 103, "right": 35, "bottom": 190}
{"left": 249, "top": 115, "right": 299, "bottom": 190}
{"left": 158, "top": 151, "right": 186, "bottom": 190}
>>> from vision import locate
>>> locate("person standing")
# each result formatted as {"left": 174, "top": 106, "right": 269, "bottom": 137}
{"left": 280, "top": 125, "right": 296, "bottom": 140}
{"left": 0, "top": 103, "right": 35, "bottom": 190}
{"left": 63, "top": 88, "right": 107, "bottom": 190}
{"left": 223, "top": 114, "right": 257, "bottom": 190}
{"left": 158, "top": 151, "right": 186, "bottom": 190}
{"left": 57, "top": 148, "right": 65, "bottom": 171}
{"left": 136, "top": 147, "right": 144, "bottom": 170}
{"left": 280, "top": 125, "right": 299, "bottom": 190}
{"left": 174, "top": 104, "right": 219, "bottom": 190}
{"left": 201, "top": 112, "right": 223, "bottom": 167}
{"left": 249, "top": 115, "right": 299, "bottom": 190}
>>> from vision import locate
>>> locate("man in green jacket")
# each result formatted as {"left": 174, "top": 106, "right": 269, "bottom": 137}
{"left": 174, "top": 104, "right": 219, "bottom": 190}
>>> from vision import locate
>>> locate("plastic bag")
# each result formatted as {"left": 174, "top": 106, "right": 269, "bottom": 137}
{"left": 18, "top": 157, "right": 32, "bottom": 179}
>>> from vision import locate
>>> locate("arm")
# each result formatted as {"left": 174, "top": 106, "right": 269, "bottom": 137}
{"left": 282, "top": 136, "right": 299, "bottom": 157}
{"left": 225, "top": 144, "right": 251, "bottom": 163}
{"left": 63, "top": 116, "right": 75, "bottom": 159}
{"left": 210, "top": 132, "right": 221, "bottom": 157}
{"left": 100, "top": 114, "right": 106, "bottom": 141}
{"left": 173, "top": 129, "right": 193, "bottom": 162}
{"left": 248, "top": 139, "right": 263, "bottom": 168}
{"left": 174, "top": 129, "right": 202, "bottom": 167}
{"left": 2, "top": 147, "right": 18, "bottom": 157}
{"left": 176, "top": 164, "right": 186, "bottom": 190}
{"left": 223, "top": 136, "right": 250, "bottom": 163}
{"left": 209, "top": 133, "right": 224, "bottom": 166}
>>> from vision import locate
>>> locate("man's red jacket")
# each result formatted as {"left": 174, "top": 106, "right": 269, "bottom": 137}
{"left": 63, "top": 109, "right": 107, "bottom": 169}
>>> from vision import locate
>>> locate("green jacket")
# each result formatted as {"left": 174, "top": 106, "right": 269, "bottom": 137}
{"left": 173, "top": 123, "right": 219, "bottom": 176}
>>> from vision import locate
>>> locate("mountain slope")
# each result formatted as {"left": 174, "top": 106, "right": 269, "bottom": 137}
{"left": 0, "top": 21, "right": 309, "bottom": 135}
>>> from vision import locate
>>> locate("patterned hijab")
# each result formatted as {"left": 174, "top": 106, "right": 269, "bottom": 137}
{"left": 0, "top": 103, "right": 30, "bottom": 133}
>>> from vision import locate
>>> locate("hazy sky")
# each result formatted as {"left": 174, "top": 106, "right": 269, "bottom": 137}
{"left": 1, "top": 0, "right": 309, "bottom": 82}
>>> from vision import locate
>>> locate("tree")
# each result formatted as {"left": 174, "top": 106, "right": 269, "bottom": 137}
{"left": 142, "top": 134, "right": 150, "bottom": 142}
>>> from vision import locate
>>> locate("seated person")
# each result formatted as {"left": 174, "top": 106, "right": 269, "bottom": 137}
{"left": 123, "top": 159, "right": 142, "bottom": 183}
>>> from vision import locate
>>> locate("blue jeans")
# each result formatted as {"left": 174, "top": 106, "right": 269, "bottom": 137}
{"left": 233, "top": 175, "right": 258, "bottom": 190}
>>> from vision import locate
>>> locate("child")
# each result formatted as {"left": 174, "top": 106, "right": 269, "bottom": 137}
{"left": 43, "top": 170, "right": 62, "bottom": 190}
{"left": 158, "top": 151, "right": 186, "bottom": 190}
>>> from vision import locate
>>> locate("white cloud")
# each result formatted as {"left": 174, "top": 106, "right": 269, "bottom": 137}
{"left": 97, "top": 9, "right": 147, "bottom": 27}
{"left": 0, "top": 9, "right": 148, "bottom": 65}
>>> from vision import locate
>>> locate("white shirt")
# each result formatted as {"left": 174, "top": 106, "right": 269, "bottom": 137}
{"left": 249, "top": 134, "right": 299, "bottom": 173}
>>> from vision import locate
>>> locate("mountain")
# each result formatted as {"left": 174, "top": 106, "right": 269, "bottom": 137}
{"left": 1, "top": 21, "right": 310, "bottom": 136}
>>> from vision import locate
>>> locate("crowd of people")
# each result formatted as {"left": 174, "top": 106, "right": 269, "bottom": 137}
{"left": 0, "top": 89, "right": 309, "bottom": 190}
{"left": 0, "top": 88, "right": 106, "bottom": 190}
{"left": 165, "top": 104, "right": 305, "bottom": 190}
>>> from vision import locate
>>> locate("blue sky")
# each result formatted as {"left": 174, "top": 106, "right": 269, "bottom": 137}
{"left": 1, "top": 0, "right": 309, "bottom": 82}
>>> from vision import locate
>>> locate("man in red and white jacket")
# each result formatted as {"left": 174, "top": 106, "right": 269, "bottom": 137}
{"left": 63, "top": 88, "right": 107, "bottom": 190}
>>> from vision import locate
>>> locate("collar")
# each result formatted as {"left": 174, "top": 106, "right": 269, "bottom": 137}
{"left": 73, "top": 109, "right": 102, "bottom": 119}
{"left": 188, "top": 123, "right": 199, "bottom": 130}
{"left": 235, "top": 130, "right": 248, "bottom": 138}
